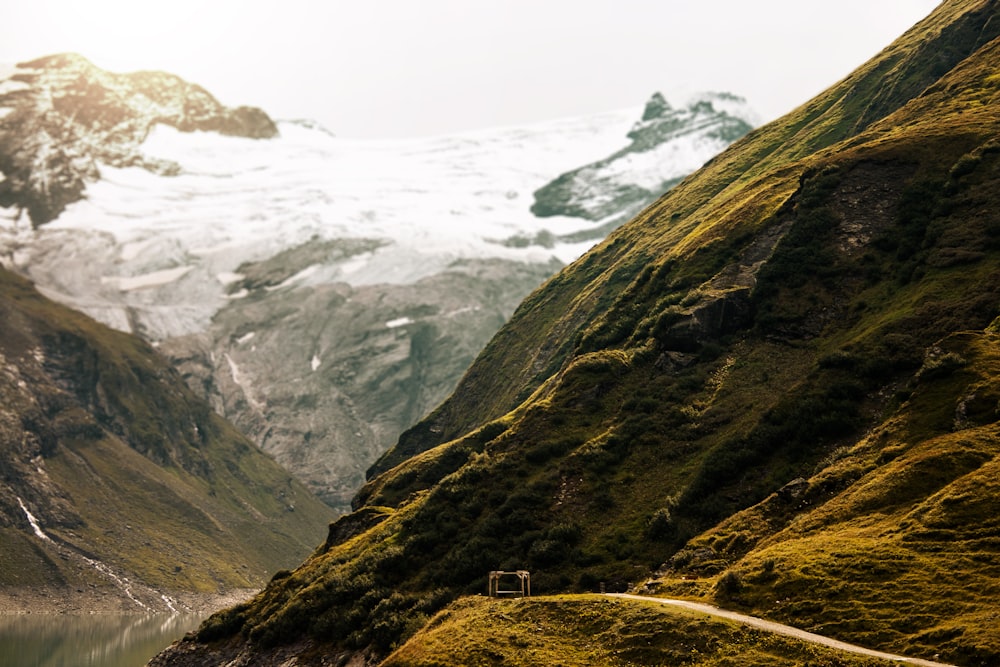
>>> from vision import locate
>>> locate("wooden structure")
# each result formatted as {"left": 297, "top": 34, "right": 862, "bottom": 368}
{"left": 488, "top": 570, "right": 531, "bottom": 598}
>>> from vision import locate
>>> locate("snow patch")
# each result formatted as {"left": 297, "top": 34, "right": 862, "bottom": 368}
{"left": 18, "top": 496, "right": 148, "bottom": 610}
{"left": 18, "top": 497, "right": 51, "bottom": 541}
{"left": 225, "top": 353, "right": 265, "bottom": 413}
{"left": 385, "top": 317, "right": 414, "bottom": 329}
{"left": 264, "top": 264, "right": 319, "bottom": 291}
{"left": 311, "top": 354, "right": 321, "bottom": 372}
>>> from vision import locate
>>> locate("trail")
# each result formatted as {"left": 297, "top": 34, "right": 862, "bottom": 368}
{"left": 607, "top": 593, "right": 956, "bottom": 667}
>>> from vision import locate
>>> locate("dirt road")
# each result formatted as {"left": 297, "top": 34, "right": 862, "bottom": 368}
{"left": 608, "top": 593, "right": 956, "bottom": 667}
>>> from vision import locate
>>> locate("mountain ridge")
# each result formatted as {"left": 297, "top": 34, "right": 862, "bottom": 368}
{"left": 530, "top": 90, "right": 755, "bottom": 225}
{"left": 1, "top": 56, "right": 755, "bottom": 514}
{"left": 146, "top": 1, "right": 1000, "bottom": 664}
{"left": 0, "top": 52, "right": 277, "bottom": 226}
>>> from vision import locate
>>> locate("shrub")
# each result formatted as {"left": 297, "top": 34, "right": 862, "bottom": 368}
{"left": 715, "top": 570, "right": 743, "bottom": 598}
{"left": 646, "top": 507, "right": 674, "bottom": 540}
{"left": 916, "top": 351, "right": 967, "bottom": 381}
{"left": 949, "top": 152, "right": 981, "bottom": 180}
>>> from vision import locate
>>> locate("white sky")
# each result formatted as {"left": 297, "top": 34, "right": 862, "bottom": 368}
{"left": 2, "top": 1, "right": 941, "bottom": 138}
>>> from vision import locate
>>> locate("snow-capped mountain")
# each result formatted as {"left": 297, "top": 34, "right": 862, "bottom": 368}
{"left": 0, "top": 55, "right": 756, "bottom": 512}
{"left": 0, "top": 53, "right": 276, "bottom": 226}
{"left": 532, "top": 91, "right": 757, "bottom": 224}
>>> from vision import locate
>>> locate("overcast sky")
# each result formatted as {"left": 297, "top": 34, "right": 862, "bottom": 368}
{"left": 3, "top": 1, "right": 941, "bottom": 138}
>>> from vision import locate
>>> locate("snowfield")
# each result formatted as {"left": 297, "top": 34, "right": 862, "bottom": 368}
{"left": 1, "top": 109, "right": 643, "bottom": 338}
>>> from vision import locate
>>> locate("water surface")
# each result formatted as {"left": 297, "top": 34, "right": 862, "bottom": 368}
{"left": 0, "top": 612, "right": 206, "bottom": 667}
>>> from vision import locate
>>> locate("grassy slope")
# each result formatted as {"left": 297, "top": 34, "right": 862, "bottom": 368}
{"left": 383, "top": 595, "right": 899, "bottom": 667}
{"left": 0, "top": 268, "right": 333, "bottom": 602}
{"left": 658, "top": 331, "right": 1000, "bottom": 665}
{"left": 170, "top": 1, "right": 1000, "bottom": 664}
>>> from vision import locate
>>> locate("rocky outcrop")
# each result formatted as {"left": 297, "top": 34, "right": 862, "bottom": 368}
{"left": 0, "top": 53, "right": 277, "bottom": 226}
{"left": 531, "top": 91, "right": 755, "bottom": 223}
{"left": 162, "top": 254, "right": 560, "bottom": 512}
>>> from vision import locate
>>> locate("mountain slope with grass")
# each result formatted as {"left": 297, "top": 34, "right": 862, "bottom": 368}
{"left": 152, "top": 1, "right": 1000, "bottom": 664}
{"left": 0, "top": 268, "right": 332, "bottom": 612}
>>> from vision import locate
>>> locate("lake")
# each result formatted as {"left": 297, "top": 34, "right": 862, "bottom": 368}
{"left": 0, "top": 613, "right": 206, "bottom": 667}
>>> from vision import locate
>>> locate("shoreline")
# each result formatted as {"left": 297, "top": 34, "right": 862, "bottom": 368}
{"left": 0, "top": 586, "right": 259, "bottom": 615}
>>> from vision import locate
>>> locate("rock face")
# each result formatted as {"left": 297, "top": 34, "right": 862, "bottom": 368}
{"left": 0, "top": 53, "right": 277, "bottom": 226}
{"left": 162, "top": 255, "right": 560, "bottom": 509}
{"left": 531, "top": 91, "right": 755, "bottom": 224}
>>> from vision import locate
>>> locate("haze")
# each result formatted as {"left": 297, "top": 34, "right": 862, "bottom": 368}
{"left": 2, "top": 1, "right": 940, "bottom": 137}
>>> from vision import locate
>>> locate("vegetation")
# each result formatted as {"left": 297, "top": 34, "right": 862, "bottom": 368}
{"left": 384, "top": 595, "right": 900, "bottom": 666}
{"left": 0, "top": 268, "right": 333, "bottom": 601}
{"left": 163, "top": 1, "right": 1000, "bottom": 665}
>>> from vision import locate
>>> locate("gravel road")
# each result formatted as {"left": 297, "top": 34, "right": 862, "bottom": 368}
{"left": 608, "top": 593, "right": 956, "bottom": 667}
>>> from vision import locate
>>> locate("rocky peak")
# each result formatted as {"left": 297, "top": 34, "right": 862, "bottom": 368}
{"left": 626, "top": 91, "right": 754, "bottom": 150}
{"left": 640, "top": 91, "right": 671, "bottom": 120}
{"left": 531, "top": 90, "right": 757, "bottom": 223}
{"left": 0, "top": 53, "right": 278, "bottom": 226}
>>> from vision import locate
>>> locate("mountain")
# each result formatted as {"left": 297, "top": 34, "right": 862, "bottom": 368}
{"left": 531, "top": 90, "right": 756, "bottom": 226}
{"left": 0, "top": 55, "right": 755, "bottom": 513}
{"left": 0, "top": 53, "right": 276, "bottom": 227}
{"left": 0, "top": 267, "right": 332, "bottom": 613}
{"left": 149, "top": 0, "right": 1000, "bottom": 665}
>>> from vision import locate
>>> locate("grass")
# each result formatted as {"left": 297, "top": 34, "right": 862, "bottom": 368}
{"left": 383, "top": 595, "right": 902, "bottom": 666}
{"left": 652, "top": 330, "right": 1000, "bottom": 665}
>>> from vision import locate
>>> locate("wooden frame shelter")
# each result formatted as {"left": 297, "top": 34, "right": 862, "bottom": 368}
{"left": 488, "top": 570, "right": 531, "bottom": 597}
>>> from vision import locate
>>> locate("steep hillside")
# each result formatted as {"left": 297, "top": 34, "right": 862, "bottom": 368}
{"left": 0, "top": 268, "right": 332, "bottom": 612}
{"left": 153, "top": 0, "right": 1000, "bottom": 664}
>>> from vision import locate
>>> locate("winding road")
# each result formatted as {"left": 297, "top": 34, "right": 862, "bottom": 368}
{"left": 607, "top": 593, "right": 957, "bottom": 667}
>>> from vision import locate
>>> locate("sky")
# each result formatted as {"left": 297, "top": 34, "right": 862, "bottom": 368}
{"left": 2, "top": 1, "right": 941, "bottom": 138}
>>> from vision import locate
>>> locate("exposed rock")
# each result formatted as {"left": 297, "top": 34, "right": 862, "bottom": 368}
{"left": 531, "top": 91, "right": 756, "bottom": 223}
{"left": 641, "top": 91, "right": 671, "bottom": 121}
{"left": 0, "top": 53, "right": 277, "bottom": 226}
{"left": 162, "top": 256, "right": 560, "bottom": 513}
{"left": 321, "top": 507, "right": 392, "bottom": 552}
{"left": 777, "top": 477, "right": 809, "bottom": 502}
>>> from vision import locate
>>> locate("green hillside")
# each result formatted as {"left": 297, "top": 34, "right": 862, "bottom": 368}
{"left": 153, "top": 0, "right": 1000, "bottom": 664}
{"left": 0, "top": 268, "right": 333, "bottom": 609}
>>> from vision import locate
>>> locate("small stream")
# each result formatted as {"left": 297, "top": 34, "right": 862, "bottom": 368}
{"left": 0, "top": 612, "right": 207, "bottom": 667}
